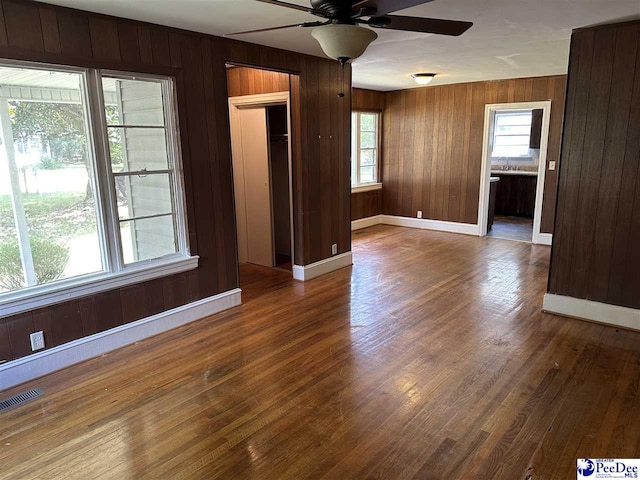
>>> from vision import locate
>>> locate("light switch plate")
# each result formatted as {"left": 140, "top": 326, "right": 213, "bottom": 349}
{"left": 30, "top": 331, "right": 45, "bottom": 351}
{"left": 549, "top": 161, "right": 556, "bottom": 171}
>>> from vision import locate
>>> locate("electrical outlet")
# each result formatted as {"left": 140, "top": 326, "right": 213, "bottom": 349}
{"left": 331, "top": 243, "right": 338, "bottom": 255}
{"left": 549, "top": 161, "right": 556, "bottom": 171}
{"left": 30, "top": 331, "right": 45, "bottom": 351}
{"left": 417, "top": 210, "right": 423, "bottom": 219}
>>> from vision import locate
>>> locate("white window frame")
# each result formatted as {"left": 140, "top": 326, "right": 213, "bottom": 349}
{"left": 0, "top": 60, "right": 197, "bottom": 317}
{"left": 351, "top": 110, "right": 382, "bottom": 193}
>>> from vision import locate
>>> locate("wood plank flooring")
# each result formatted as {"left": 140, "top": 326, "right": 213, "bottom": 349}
{"left": 1, "top": 225, "right": 640, "bottom": 479}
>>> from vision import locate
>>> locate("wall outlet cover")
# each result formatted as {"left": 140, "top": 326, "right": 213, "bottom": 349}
{"left": 549, "top": 161, "right": 556, "bottom": 171}
{"left": 331, "top": 243, "right": 337, "bottom": 255}
{"left": 417, "top": 211, "right": 423, "bottom": 219}
{"left": 30, "top": 331, "right": 45, "bottom": 351}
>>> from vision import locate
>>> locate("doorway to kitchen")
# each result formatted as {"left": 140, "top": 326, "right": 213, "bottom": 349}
{"left": 478, "top": 101, "right": 552, "bottom": 244}
{"left": 227, "top": 66, "right": 294, "bottom": 275}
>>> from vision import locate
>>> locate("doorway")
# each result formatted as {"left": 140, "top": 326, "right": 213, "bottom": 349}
{"left": 228, "top": 91, "right": 293, "bottom": 273}
{"left": 478, "top": 101, "right": 551, "bottom": 244}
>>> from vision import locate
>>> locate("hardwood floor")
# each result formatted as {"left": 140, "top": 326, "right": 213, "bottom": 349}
{"left": 1, "top": 225, "right": 639, "bottom": 479}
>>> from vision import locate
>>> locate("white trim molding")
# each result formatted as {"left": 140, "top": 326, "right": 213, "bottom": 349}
{"left": 0, "top": 288, "right": 241, "bottom": 390}
{"left": 535, "top": 233, "right": 553, "bottom": 246}
{"left": 380, "top": 215, "right": 480, "bottom": 236}
{"left": 293, "top": 252, "right": 353, "bottom": 281}
{"left": 352, "top": 183, "right": 382, "bottom": 194}
{"left": 543, "top": 294, "right": 640, "bottom": 332}
{"left": 352, "top": 215, "right": 383, "bottom": 231}
{"left": 0, "top": 256, "right": 199, "bottom": 317}
{"left": 478, "top": 101, "right": 553, "bottom": 243}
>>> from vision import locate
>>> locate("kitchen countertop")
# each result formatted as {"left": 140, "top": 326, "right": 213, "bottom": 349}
{"left": 490, "top": 170, "right": 538, "bottom": 177}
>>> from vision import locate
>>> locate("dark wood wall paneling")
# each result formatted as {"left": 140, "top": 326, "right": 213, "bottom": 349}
{"left": 226, "top": 66, "right": 290, "bottom": 97}
{"left": 351, "top": 88, "right": 385, "bottom": 220}
{"left": 382, "top": 76, "right": 566, "bottom": 232}
{"left": 0, "top": 0, "right": 351, "bottom": 363}
{"left": 549, "top": 20, "right": 640, "bottom": 310}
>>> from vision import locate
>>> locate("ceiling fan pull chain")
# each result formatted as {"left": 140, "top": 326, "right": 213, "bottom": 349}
{"left": 337, "top": 57, "right": 347, "bottom": 98}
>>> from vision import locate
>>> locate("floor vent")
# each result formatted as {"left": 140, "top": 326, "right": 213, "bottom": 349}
{"left": 0, "top": 389, "right": 43, "bottom": 413}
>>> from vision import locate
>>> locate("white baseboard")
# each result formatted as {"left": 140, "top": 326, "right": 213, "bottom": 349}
{"left": 0, "top": 288, "right": 242, "bottom": 390}
{"left": 380, "top": 215, "right": 480, "bottom": 236}
{"left": 534, "top": 232, "right": 553, "bottom": 246}
{"left": 351, "top": 215, "right": 383, "bottom": 231}
{"left": 293, "top": 252, "right": 353, "bottom": 281}
{"left": 543, "top": 293, "right": 640, "bottom": 331}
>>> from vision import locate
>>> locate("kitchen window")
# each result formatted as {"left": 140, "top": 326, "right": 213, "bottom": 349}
{"left": 0, "top": 61, "right": 195, "bottom": 316}
{"left": 491, "top": 110, "right": 533, "bottom": 158}
{"left": 351, "top": 111, "right": 382, "bottom": 192}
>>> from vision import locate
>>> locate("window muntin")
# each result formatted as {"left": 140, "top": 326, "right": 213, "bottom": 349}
{"left": 351, "top": 111, "right": 380, "bottom": 187}
{"left": 0, "top": 61, "right": 189, "bottom": 302}
{"left": 492, "top": 110, "right": 533, "bottom": 158}
{"left": 101, "top": 75, "right": 179, "bottom": 265}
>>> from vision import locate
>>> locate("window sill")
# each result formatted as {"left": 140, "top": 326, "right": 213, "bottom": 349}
{"left": 352, "top": 183, "right": 382, "bottom": 193}
{"left": 0, "top": 255, "right": 199, "bottom": 317}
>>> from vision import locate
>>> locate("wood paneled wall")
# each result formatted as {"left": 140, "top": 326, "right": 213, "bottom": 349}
{"left": 382, "top": 76, "right": 566, "bottom": 231}
{"left": 0, "top": 0, "right": 351, "bottom": 363}
{"left": 226, "top": 66, "right": 289, "bottom": 97}
{"left": 549, "top": 20, "right": 640, "bottom": 310}
{"left": 351, "top": 88, "right": 385, "bottom": 220}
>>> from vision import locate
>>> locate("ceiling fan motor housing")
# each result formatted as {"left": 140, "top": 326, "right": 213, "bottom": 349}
{"left": 310, "top": 0, "right": 356, "bottom": 19}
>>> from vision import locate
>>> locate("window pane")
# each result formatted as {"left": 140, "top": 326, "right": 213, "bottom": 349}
{"left": 120, "top": 215, "right": 177, "bottom": 264}
{"left": 102, "top": 77, "right": 165, "bottom": 127}
{"left": 116, "top": 173, "right": 174, "bottom": 220}
{"left": 0, "top": 66, "right": 104, "bottom": 293}
{"left": 495, "top": 112, "right": 532, "bottom": 126}
{"left": 360, "top": 132, "right": 376, "bottom": 149}
{"left": 360, "top": 166, "right": 376, "bottom": 184}
{"left": 103, "top": 74, "right": 180, "bottom": 266}
{"left": 108, "top": 127, "right": 169, "bottom": 172}
{"left": 493, "top": 146, "right": 530, "bottom": 157}
{"left": 360, "top": 149, "right": 376, "bottom": 166}
{"left": 494, "top": 135, "right": 530, "bottom": 146}
{"left": 360, "top": 113, "right": 376, "bottom": 132}
{"left": 495, "top": 125, "right": 530, "bottom": 135}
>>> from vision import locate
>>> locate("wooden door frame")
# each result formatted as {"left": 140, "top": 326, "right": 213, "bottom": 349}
{"left": 477, "top": 101, "right": 552, "bottom": 244}
{"left": 228, "top": 91, "right": 294, "bottom": 270}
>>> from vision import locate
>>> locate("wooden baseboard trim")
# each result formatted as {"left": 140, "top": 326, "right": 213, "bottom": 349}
{"left": 351, "top": 215, "right": 383, "bottom": 231}
{"left": 534, "top": 232, "right": 553, "bottom": 246}
{"left": 543, "top": 293, "right": 640, "bottom": 332}
{"left": 0, "top": 288, "right": 242, "bottom": 390}
{"left": 293, "top": 252, "right": 353, "bottom": 281}
{"left": 379, "top": 215, "right": 480, "bottom": 236}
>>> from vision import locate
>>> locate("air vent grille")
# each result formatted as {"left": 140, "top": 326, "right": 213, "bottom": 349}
{"left": 0, "top": 388, "right": 43, "bottom": 413}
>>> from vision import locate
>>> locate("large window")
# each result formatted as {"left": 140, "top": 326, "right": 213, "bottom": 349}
{"left": 351, "top": 111, "right": 381, "bottom": 189}
{"left": 0, "top": 61, "right": 192, "bottom": 314}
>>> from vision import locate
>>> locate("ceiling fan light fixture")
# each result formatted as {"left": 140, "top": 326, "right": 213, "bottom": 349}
{"left": 412, "top": 73, "right": 436, "bottom": 85}
{"left": 311, "top": 24, "right": 378, "bottom": 62}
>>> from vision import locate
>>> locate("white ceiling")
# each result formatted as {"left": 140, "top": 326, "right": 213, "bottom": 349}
{"left": 46, "top": 0, "right": 640, "bottom": 91}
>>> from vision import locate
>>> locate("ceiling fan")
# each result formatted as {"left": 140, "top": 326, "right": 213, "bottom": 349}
{"left": 228, "top": 0, "right": 473, "bottom": 64}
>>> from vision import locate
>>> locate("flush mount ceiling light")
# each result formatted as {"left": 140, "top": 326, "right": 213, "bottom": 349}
{"left": 311, "top": 24, "right": 378, "bottom": 64}
{"left": 412, "top": 73, "right": 436, "bottom": 85}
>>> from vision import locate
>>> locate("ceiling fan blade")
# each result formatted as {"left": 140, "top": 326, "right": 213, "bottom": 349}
{"left": 352, "top": 0, "right": 434, "bottom": 15}
{"left": 368, "top": 15, "right": 472, "bottom": 36}
{"left": 227, "top": 21, "right": 324, "bottom": 36}
{"left": 255, "top": 0, "right": 316, "bottom": 14}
